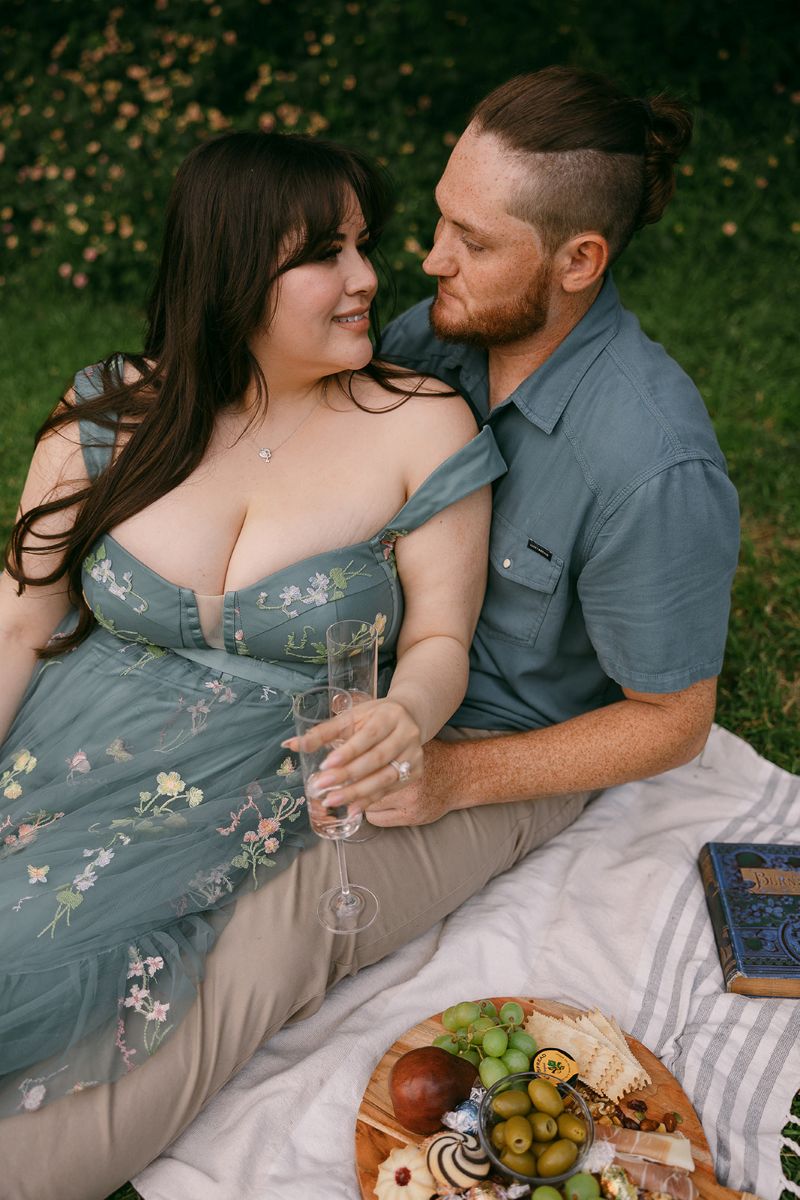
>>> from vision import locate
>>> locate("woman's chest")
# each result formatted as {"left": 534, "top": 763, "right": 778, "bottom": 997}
{"left": 109, "top": 423, "right": 406, "bottom": 595}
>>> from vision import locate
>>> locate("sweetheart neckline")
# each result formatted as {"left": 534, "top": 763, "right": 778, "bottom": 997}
{"left": 95, "top": 528, "right": 391, "bottom": 602}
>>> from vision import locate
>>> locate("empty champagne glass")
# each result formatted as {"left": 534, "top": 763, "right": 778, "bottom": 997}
{"left": 292, "top": 686, "right": 378, "bottom": 934}
{"left": 326, "top": 619, "right": 380, "bottom": 843}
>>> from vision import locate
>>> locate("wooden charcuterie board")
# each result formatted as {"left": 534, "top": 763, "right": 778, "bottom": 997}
{"left": 355, "top": 997, "right": 747, "bottom": 1200}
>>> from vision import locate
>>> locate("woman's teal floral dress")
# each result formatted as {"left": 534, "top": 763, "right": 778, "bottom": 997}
{"left": 0, "top": 362, "right": 505, "bottom": 1115}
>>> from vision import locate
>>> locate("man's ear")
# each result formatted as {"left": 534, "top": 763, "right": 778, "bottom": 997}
{"left": 556, "top": 232, "right": 609, "bottom": 293}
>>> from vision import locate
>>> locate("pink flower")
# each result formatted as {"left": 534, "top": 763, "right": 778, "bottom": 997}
{"left": 82, "top": 246, "right": 99, "bottom": 262}
{"left": 127, "top": 958, "right": 144, "bottom": 978}
{"left": 257, "top": 817, "right": 279, "bottom": 838}
{"left": 124, "top": 984, "right": 149, "bottom": 1010}
{"left": 144, "top": 956, "right": 164, "bottom": 975}
{"left": 58, "top": 262, "right": 72, "bottom": 278}
{"left": 149, "top": 1001, "right": 170, "bottom": 1023}
{"left": 243, "top": 831, "right": 258, "bottom": 843}
{"left": 262, "top": 837, "right": 279, "bottom": 854}
{"left": 72, "top": 272, "right": 89, "bottom": 289}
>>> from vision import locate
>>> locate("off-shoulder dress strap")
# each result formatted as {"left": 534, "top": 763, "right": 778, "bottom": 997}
{"left": 72, "top": 354, "right": 124, "bottom": 480}
{"left": 381, "top": 425, "right": 506, "bottom": 535}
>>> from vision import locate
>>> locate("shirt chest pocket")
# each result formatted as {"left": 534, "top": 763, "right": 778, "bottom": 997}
{"left": 479, "top": 512, "right": 564, "bottom": 647}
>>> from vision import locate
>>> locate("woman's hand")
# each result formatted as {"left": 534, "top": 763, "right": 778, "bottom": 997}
{"left": 283, "top": 698, "right": 422, "bottom": 815}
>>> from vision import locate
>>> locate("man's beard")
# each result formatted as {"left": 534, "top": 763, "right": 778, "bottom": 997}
{"left": 429, "top": 261, "right": 553, "bottom": 348}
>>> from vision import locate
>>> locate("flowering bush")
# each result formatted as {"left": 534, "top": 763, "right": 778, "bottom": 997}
{"left": 0, "top": 0, "right": 797, "bottom": 303}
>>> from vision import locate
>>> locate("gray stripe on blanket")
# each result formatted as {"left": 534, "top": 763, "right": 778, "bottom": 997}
{"left": 713, "top": 1000, "right": 783, "bottom": 1181}
{"left": 739, "top": 1005, "right": 798, "bottom": 1188}
{"left": 630, "top": 765, "right": 784, "bottom": 1045}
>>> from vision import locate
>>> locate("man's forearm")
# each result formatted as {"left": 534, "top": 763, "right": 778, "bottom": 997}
{"left": 434, "top": 690, "right": 714, "bottom": 809}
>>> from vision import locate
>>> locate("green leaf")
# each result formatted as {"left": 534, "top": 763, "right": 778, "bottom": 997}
{"left": 56, "top": 888, "right": 83, "bottom": 910}
{"left": 231, "top": 853, "right": 249, "bottom": 869}
{"left": 329, "top": 567, "right": 348, "bottom": 589}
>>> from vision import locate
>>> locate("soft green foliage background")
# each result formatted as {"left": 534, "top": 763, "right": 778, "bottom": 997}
{"left": 0, "top": 4, "right": 797, "bottom": 1195}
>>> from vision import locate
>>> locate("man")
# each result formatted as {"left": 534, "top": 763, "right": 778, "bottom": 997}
{"left": 370, "top": 64, "right": 740, "bottom": 827}
{"left": 10, "top": 67, "right": 739, "bottom": 1200}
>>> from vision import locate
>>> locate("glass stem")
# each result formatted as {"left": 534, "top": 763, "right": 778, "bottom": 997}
{"left": 335, "top": 838, "right": 352, "bottom": 897}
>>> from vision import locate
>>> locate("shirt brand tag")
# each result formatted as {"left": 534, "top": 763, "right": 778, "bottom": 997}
{"left": 527, "top": 539, "right": 552, "bottom": 561}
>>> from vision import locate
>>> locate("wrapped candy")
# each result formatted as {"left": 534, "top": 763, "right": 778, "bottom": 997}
{"left": 442, "top": 1099, "right": 480, "bottom": 1136}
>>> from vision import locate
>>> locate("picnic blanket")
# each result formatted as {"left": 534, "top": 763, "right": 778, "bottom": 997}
{"left": 135, "top": 724, "right": 799, "bottom": 1200}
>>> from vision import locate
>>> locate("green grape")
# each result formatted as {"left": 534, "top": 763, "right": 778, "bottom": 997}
{"left": 441, "top": 1006, "right": 461, "bottom": 1032}
{"left": 467, "top": 1015, "right": 497, "bottom": 1045}
{"left": 563, "top": 1174, "right": 600, "bottom": 1200}
{"left": 499, "top": 1001, "right": 525, "bottom": 1028}
{"left": 508, "top": 1030, "right": 537, "bottom": 1057}
{"left": 531, "top": 1188, "right": 563, "bottom": 1200}
{"left": 458, "top": 1047, "right": 481, "bottom": 1067}
{"left": 432, "top": 1034, "right": 461, "bottom": 1056}
{"left": 478, "top": 1000, "right": 499, "bottom": 1019}
{"left": 453, "top": 1001, "right": 481, "bottom": 1028}
{"left": 501, "top": 1048, "right": 530, "bottom": 1074}
{"left": 479, "top": 1056, "right": 510, "bottom": 1089}
{"left": 482, "top": 1027, "right": 509, "bottom": 1058}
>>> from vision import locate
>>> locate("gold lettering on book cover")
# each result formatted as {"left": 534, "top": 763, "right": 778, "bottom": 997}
{"left": 740, "top": 867, "right": 800, "bottom": 895}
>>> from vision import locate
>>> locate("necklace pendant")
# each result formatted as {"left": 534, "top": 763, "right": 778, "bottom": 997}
{"left": 258, "top": 447, "right": 272, "bottom": 463}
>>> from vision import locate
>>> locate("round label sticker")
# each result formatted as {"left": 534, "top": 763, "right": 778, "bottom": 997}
{"left": 532, "top": 1046, "right": 579, "bottom": 1084}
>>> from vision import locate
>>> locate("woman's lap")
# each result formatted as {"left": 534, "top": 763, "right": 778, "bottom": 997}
{"left": 0, "top": 786, "right": 589, "bottom": 1200}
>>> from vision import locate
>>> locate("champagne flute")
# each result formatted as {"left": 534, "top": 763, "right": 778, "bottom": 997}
{"left": 326, "top": 619, "right": 380, "bottom": 843}
{"left": 292, "top": 686, "right": 378, "bottom": 934}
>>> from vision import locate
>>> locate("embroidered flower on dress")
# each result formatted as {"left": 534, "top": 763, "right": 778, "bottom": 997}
{"left": 27, "top": 864, "right": 49, "bottom": 883}
{"left": 303, "top": 572, "right": 330, "bottom": 606}
{"left": 20, "top": 1084, "right": 46, "bottom": 1112}
{"left": 90, "top": 559, "right": 114, "bottom": 584}
{"left": 257, "top": 817, "right": 280, "bottom": 837}
{"left": 4, "top": 782, "right": 22, "bottom": 800}
{"left": 155, "top": 771, "right": 184, "bottom": 797}
{"left": 93, "top": 848, "right": 115, "bottom": 868}
{"left": 148, "top": 1001, "right": 170, "bottom": 1023}
{"left": 186, "top": 786, "right": 204, "bottom": 808}
{"left": 276, "top": 756, "right": 296, "bottom": 777}
{"left": 144, "top": 956, "right": 164, "bottom": 975}
{"left": 73, "top": 867, "right": 98, "bottom": 892}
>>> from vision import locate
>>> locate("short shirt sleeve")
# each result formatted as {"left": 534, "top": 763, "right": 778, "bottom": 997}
{"left": 578, "top": 457, "right": 740, "bottom": 693}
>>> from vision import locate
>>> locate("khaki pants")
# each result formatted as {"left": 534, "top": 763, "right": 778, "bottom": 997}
{"left": 0, "top": 729, "right": 592, "bottom": 1200}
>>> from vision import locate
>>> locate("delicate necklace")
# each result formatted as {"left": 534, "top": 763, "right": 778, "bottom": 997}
{"left": 257, "top": 387, "right": 324, "bottom": 463}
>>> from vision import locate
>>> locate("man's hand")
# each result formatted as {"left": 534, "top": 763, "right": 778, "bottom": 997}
{"left": 365, "top": 738, "right": 454, "bottom": 827}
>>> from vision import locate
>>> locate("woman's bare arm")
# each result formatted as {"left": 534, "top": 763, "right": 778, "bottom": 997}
{"left": 0, "top": 400, "right": 86, "bottom": 746}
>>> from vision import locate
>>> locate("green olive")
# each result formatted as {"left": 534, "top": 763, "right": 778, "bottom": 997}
{"left": 536, "top": 1138, "right": 579, "bottom": 1178}
{"left": 527, "top": 1078, "right": 564, "bottom": 1118}
{"left": 492, "top": 1089, "right": 533, "bottom": 1118}
{"left": 501, "top": 1148, "right": 538, "bottom": 1176}
{"left": 557, "top": 1112, "right": 588, "bottom": 1145}
{"left": 563, "top": 1172, "right": 601, "bottom": 1200}
{"left": 528, "top": 1111, "right": 558, "bottom": 1142}
{"left": 491, "top": 1121, "right": 507, "bottom": 1150}
{"left": 504, "top": 1115, "right": 533, "bottom": 1154}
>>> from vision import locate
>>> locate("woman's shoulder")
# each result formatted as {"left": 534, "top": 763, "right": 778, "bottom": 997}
{"left": 352, "top": 364, "right": 478, "bottom": 442}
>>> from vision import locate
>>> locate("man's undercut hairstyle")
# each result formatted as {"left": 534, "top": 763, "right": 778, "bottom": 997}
{"left": 471, "top": 66, "right": 693, "bottom": 263}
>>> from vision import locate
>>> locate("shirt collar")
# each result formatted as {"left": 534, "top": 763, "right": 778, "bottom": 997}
{"left": 443, "top": 272, "right": 623, "bottom": 434}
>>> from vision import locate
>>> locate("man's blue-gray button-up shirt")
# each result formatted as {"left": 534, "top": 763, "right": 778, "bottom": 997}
{"left": 379, "top": 275, "right": 740, "bottom": 732}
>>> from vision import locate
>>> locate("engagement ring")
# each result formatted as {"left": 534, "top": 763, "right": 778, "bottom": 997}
{"left": 391, "top": 759, "right": 412, "bottom": 783}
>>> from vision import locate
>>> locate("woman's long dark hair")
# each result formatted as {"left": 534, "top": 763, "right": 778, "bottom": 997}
{"left": 6, "top": 132, "right": 413, "bottom": 656}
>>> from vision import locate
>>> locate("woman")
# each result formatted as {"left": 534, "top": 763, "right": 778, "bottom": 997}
{"left": 0, "top": 132, "right": 503, "bottom": 1185}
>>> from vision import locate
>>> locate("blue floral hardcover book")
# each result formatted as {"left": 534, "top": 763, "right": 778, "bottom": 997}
{"left": 699, "top": 841, "right": 800, "bottom": 997}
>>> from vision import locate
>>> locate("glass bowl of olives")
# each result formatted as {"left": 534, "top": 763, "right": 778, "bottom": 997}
{"left": 477, "top": 1071, "right": 594, "bottom": 1187}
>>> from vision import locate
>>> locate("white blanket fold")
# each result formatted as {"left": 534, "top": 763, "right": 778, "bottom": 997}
{"left": 136, "top": 725, "right": 799, "bottom": 1200}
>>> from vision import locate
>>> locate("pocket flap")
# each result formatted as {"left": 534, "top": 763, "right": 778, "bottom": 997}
{"left": 488, "top": 511, "right": 563, "bottom": 594}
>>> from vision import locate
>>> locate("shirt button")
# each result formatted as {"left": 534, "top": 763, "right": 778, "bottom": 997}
{"left": 502, "top": 558, "right": 512, "bottom": 569}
